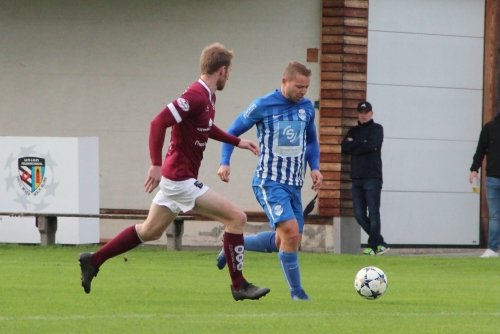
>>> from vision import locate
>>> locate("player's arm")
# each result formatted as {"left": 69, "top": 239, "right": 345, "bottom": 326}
{"left": 209, "top": 125, "right": 259, "bottom": 156}
{"left": 341, "top": 128, "right": 363, "bottom": 153}
{"left": 145, "top": 93, "right": 201, "bottom": 193}
{"left": 350, "top": 126, "right": 383, "bottom": 156}
{"left": 209, "top": 123, "right": 258, "bottom": 155}
{"left": 144, "top": 103, "right": 183, "bottom": 193}
{"left": 219, "top": 103, "right": 260, "bottom": 182}
{"left": 470, "top": 125, "right": 488, "bottom": 173}
{"left": 469, "top": 125, "right": 489, "bottom": 184}
{"left": 208, "top": 124, "right": 241, "bottom": 146}
{"left": 305, "top": 118, "right": 323, "bottom": 191}
{"left": 220, "top": 116, "right": 255, "bottom": 163}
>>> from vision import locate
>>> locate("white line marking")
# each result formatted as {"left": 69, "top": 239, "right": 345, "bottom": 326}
{"left": 0, "top": 312, "right": 499, "bottom": 322}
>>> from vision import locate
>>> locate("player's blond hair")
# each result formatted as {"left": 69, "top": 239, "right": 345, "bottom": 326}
{"left": 200, "top": 43, "right": 234, "bottom": 75}
{"left": 283, "top": 61, "right": 312, "bottom": 80}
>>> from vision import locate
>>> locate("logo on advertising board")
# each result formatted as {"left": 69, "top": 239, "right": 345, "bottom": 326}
{"left": 4, "top": 145, "right": 59, "bottom": 211}
{"left": 18, "top": 157, "right": 45, "bottom": 194}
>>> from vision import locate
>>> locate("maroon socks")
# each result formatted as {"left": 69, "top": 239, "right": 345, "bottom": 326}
{"left": 91, "top": 225, "right": 142, "bottom": 267}
{"left": 223, "top": 232, "right": 246, "bottom": 291}
{"left": 90, "top": 227, "right": 247, "bottom": 292}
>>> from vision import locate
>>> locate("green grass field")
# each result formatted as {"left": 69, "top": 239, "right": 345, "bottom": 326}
{"left": 0, "top": 244, "right": 498, "bottom": 334}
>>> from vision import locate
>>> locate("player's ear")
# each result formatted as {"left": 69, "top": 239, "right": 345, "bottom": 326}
{"left": 219, "top": 65, "right": 226, "bottom": 76}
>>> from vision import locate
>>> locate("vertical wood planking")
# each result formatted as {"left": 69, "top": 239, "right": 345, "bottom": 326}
{"left": 319, "top": 0, "right": 368, "bottom": 216}
{"left": 481, "top": 0, "right": 500, "bottom": 247}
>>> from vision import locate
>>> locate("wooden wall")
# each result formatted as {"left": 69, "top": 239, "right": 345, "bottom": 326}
{"left": 318, "top": 0, "right": 368, "bottom": 216}
{"left": 480, "top": 0, "right": 500, "bottom": 247}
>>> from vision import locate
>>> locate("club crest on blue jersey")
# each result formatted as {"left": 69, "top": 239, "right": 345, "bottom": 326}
{"left": 273, "top": 204, "right": 283, "bottom": 216}
{"left": 298, "top": 109, "right": 306, "bottom": 120}
{"left": 18, "top": 157, "right": 45, "bottom": 193}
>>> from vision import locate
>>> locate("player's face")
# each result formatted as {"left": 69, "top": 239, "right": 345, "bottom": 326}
{"left": 216, "top": 64, "right": 232, "bottom": 91}
{"left": 357, "top": 110, "right": 373, "bottom": 124}
{"left": 282, "top": 74, "right": 310, "bottom": 103}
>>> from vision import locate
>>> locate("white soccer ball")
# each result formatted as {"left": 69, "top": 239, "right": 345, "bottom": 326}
{"left": 354, "top": 266, "right": 388, "bottom": 300}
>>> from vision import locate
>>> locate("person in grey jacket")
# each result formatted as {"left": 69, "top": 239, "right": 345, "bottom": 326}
{"left": 341, "top": 101, "right": 389, "bottom": 255}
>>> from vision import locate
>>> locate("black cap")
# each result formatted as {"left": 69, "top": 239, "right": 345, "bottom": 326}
{"left": 357, "top": 101, "right": 372, "bottom": 112}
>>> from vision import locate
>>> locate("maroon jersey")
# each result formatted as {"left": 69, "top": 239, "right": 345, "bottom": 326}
{"left": 149, "top": 79, "right": 240, "bottom": 181}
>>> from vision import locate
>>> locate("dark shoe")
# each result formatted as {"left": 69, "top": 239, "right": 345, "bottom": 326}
{"left": 79, "top": 252, "right": 99, "bottom": 294}
{"left": 291, "top": 289, "right": 312, "bottom": 301}
{"left": 230, "top": 281, "right": 270, "bottom": 301}
{"left": 216, "top": 249, "right": 226, "bottom": 270}
{"left": 376, "top": 245, "right": 390, "bottom": 255}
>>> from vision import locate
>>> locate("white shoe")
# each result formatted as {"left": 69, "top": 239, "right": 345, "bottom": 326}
{"left": 480, "top": 249, "right": 499, "bottom": 258}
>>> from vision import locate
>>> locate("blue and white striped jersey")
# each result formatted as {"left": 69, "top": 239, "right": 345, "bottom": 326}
{"left": 221, "top": 89, "right": 318, "bottom": 187}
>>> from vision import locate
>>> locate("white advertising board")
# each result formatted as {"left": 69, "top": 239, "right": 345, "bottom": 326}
{"left": 0, "top": 137, "right": 99, "bottom": 244}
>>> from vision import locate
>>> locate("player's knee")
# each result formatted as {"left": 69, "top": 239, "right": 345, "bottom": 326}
{"left": 233, "top": 210, "right": 247, "bottom": 229}
{"left": 282, "top": 231, "right": 301, "bottom": 249}
{"left": 148, "top": 231, "right": 164, "bottom": 241}
{"left": 289, "top": 233, "right": 301, "bottom": 246}
{"left": 224, "top": 210, "right": 246, "bottom": 231}
{"left": 137, "top": 224, "right": 163, "bottom": 242}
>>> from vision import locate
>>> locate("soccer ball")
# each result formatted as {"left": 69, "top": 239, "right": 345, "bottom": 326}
{"left": 354, "top": 266, "right": 388, "bottom": 300}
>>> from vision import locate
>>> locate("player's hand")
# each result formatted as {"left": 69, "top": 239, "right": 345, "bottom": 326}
{"left": 469, "top": 171, "right": 479, "bottom": 184}
{"left": 144, "top": 165, "right": 162, "bottom": 193}
{"left": 237, "top": 139, "right": 260, "bottom": 156}
{"left": 311, "top": 170, "right": 323, "bottom": 191}
{"left": 218, "top": 165, "right": 231, "bottom": 183}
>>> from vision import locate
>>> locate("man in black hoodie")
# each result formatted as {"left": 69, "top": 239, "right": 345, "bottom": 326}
{"left": 341, "top": 101, "right": 390, "bottom": 255}
{"left": 470, "top": 113, "right": 500, "bottom": 258}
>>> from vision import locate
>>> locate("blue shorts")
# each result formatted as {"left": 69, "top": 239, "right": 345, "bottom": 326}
{"left": 252, "top": 178, "right": 304, "bottom": 233}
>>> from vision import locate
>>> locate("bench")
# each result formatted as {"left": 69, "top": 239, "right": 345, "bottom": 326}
{"left": 0, "top": 212, "right": 194, "bottom": 250}
{"left": 101, "top": 205, "right": 355, "bottom": 253}
{"left": 1, "top": 207, "right": 360, "bottom": 254}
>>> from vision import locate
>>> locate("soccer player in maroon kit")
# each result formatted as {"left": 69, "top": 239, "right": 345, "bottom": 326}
{"left": 79, "top": 43, "right": 270, "bottom": 301}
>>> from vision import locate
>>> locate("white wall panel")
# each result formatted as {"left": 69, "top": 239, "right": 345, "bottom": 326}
{"left": 382, "top": 138, "right": 477, "bottom": 192}
{"left": 365, "top": 1, "right": 484, "bottom": 245}
{"left": 367, "top": 31, "right": 484, "bottom": 89}
{"left": 0, "top": 136, "right": 99, "bottom": 244}
{"left": 0, "top": 217, "right": 39, "bottom": 243}
{"left": 369, "top": 0, "right": 485, "bottom": 37}
{"left": 0, "top": 0, "right": 322, "bottom": 212}
{"left": 360, "top": 192, "right": 480, "bottom": 245}
{"left": 368, "top": 85, "right": 483, "bottom": 141}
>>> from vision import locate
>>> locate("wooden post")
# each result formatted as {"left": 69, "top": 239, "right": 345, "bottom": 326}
{"left": 320, "top": 0, "right": 368, "bottom": 217}
{"left": 481, "top": 0, "right": 500, "bottom": 247}
{"left": 37, "top": 215, "right": 58, "bottom": 246}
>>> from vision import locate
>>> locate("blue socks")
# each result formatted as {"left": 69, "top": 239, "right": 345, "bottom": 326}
{"left": 245, "top": 233, "right": 304, "bottom": 293}
{"left": 278, "top": 250, "right": 303, "bottom": 292}
{"left": 244, "top": 231, "right": 279, "bottom": 253}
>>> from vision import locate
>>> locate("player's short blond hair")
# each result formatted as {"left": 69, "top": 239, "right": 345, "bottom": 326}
{"left": 283, "top": 61, "right": 312, "bottom": 81}
{"left": 200, "top": 43, "right": 234, "bottom": 75}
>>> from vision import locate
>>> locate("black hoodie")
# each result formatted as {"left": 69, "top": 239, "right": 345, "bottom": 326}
{"left": 471, "top": 114, "right": 500, "bottom": 178}
{"left": 341, "top": 119, "right": 383, "bottom": 180}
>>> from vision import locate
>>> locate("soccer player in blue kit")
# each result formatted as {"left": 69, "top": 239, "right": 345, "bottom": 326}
{"left": 217, "top": 62, "right": 323, "bottom": 300}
